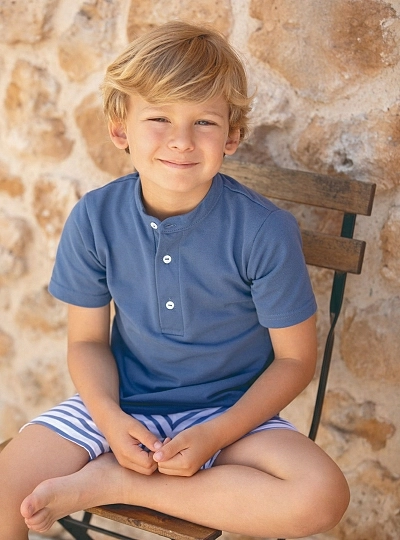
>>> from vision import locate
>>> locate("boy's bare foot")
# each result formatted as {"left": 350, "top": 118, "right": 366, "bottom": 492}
{"left": 20, "top": 453, "right": 126, "bottom": 533}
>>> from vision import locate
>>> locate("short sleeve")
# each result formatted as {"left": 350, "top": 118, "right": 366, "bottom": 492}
{"left": 48, "top": 197, "right": 112, "bottom": 307}
{"left": 249, "top": 208, "right": 317, "bottom": 328}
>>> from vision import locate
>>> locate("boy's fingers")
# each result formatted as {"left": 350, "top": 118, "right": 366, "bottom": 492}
{"left": 125, "top": 449, "right": 158, "bottom": 475}
{"left": 128, "top": 421, "right": 162, "bottom": 451}
{"left": 153, "top": 436, "right": 186, "bottom": 462}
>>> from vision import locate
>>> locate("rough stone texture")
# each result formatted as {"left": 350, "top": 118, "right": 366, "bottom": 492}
{"left": 5, "top": 60, "right": 73, "bottom": 160}
{"left": 0, "top": 162, "right": 25, "bottom": 197}
{"left": 340, "top": 297, "right": 400, "bottom": 383}
{"left": 58, "top": 0, "right": 121, "bottom": 82}
{"left": 334, "top": 460, "right": 400, "bottom": 539}
{"left": 249, "top": 0, "right": 400, "bottom": 101}
{"left": 33, "top": 178, "right": 80, "bottom": 238}
{"left": 0, "top": 329, "right": 14, "bottom": 368}
{"left": 293, "top": 105, "right": 400, "bottom": 189}
{"left": 0, "top": 1, "right": 399, "bottom": 538}
{"left": 380, "top": 205, "right": 400, "bottom": 286}
{"left": 0, "top": 0, "right": 58, "bottom": 44}
{"left": 75, "top": 94, "right": 132, "bottom": 177}
{"left": 127, "top": 0, "right": 233, "bottom": 40}
{"left": 322, "top": 390, "right": 395, "bottom": 451}
{"left": 16, "top": 287, "right": 67, "bottom": 335}
{"left": 20, "top": 356, "right": 71, "bottom": 407}
{"left": 0, "top": 211, "right": 31, "bottom": 284}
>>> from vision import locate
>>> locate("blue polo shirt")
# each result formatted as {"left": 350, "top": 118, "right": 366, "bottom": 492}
{"left": 49, "top": 172, "right": 317, "bottom": 414}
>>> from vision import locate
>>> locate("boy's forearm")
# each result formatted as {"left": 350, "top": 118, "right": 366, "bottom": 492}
{"left": 67, "top": 340, "right": 122, "bottom": 430}
{"left": 206, "top": 356, "right": 315, "bottom": 450}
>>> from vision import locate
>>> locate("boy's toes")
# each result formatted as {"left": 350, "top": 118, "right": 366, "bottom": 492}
{"left": 20, "top": 497, "right": 36, "bottom": 519}
{"left": 20, "top": 486, "right": 51, "bottom": 520}
{"left": 24, "top": 509, "right": 53, "bottom": 532}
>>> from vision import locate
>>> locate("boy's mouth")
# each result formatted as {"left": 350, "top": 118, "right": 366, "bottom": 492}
{"left": 159, "top": 159, "right": 198, "bottom": 169}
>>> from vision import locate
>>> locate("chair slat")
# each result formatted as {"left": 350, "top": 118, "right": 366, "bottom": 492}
{"left": 301, "top": 230, "right": 366, "bottom": 274}
{"left": 88, "top": 505, "right": 222, "bottom": 540}
{"left": 220, "top": 161, "right": 376, "bottom": 215}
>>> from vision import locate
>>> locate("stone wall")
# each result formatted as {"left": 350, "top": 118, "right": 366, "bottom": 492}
{"left": 0, "top": 1, "right": 399, "bottom": 539}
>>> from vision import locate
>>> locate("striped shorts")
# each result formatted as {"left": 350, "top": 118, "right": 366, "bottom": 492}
{"left": 23, "top": 394, "right": 296, "bottom": 469}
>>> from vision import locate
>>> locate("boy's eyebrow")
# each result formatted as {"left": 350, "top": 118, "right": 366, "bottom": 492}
{"left": 141, "top": 105, "right": 226, "bottom": 119}
{"left": 200, "top": 110, "right": 225, "bottom": 119}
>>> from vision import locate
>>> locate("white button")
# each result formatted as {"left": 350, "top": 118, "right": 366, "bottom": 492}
{"left": 163, "top": 255, "right": 172, "bottom": 264}
{"left": 166, "top": 301, "right": 175, "bottom": 310}
{"left": 150, "top": 222, "right": 158, "bottom": 229}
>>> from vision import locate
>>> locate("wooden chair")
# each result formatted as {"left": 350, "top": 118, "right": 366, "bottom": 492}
{"left": 0, "top": 160, "right": 376, "bottom": 540}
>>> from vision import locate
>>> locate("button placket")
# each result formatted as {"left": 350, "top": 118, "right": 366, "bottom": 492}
{"left": 154, "top": 229, "right": 184, "bottom": 335}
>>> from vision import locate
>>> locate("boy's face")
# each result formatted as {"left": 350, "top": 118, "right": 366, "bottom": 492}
{"left": 109, "top": 94, "right": 240, "bottom": 217}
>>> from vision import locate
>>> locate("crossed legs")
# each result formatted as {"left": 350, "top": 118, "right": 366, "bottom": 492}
{"left": 1, "top": 425, "right": 350, "bottom": 539}
{"left": 0, "top": 425, "right": 89, "bottom": 540}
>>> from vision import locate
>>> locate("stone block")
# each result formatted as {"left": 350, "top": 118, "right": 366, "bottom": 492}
{"left": 58, "top": 0, "right": 119, "bottom": 82}
{"left": 0, "top": 211, "right": 31, "bottom": 284}
{"left": 0, "top": 329, "right": 14, "bottom": 368}
{"left": 334, "top": 460, "right": 400, "bottom": 539}
{"left": 75, "top": 93, "right": 132, "bottom": 177}
{"left": 0, "top": 162, "right": 24, "bottom": 197}
{"left": 249, "top": 0, "right": 399, "bottom": 101}
{"left": 381, "top": 205, "right": 400, "bottom": 286}
{"left": 0, "top": 0, "right": 58, "bottom": 44}
{"left": 293, "top": 105, "right": 400, "bottom": 189}
{"left": 16, "top": 287, "right": 67, "bottom": 335}
{"left": 341, "top": 297, "right": 400, "bottom": 382}
{"left": 322, "top": 390, "right": 395, "bottom": 450}
{"left": 19, "top": 357, "right": 70, "bottom": 407}
{"left": 5, "top": 60, "right": 73, "bottom": 161}
{"left": 33, "top": 178, "right": 79, "bottom": 238}
{"left": 127, "top": 0, "right": 232, "bottom": 40}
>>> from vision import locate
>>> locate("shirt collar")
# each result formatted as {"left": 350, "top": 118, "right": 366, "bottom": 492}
{"left": 134, "top": 173, "right": 223, "bottom": 232}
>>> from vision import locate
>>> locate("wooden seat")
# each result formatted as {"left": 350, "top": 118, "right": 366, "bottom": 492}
{"left": 0, "top": 160, "right": 376, "bottom": 540}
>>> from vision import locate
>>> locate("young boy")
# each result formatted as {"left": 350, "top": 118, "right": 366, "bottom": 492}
{"left": 0, "top": 21, "right": 349, "bottom": 539}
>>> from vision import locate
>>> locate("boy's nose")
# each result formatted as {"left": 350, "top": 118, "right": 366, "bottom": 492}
{"left": 168, "top": 126, "right": 195, "bottom": 151}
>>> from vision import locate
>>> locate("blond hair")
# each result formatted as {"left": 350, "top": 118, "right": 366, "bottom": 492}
{"left": 102, "top": 21, "right": 252, "bottom": 140}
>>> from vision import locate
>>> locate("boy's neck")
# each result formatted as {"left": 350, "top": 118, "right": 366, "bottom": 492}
{"left": 143, "top": 195, "right": 200, "bottom": 221}
{"left": 140, "top": 180, "right": 213, "bottom": 221}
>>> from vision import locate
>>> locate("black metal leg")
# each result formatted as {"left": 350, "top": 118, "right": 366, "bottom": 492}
{"left": 58, "top": 515, "right": 94, "bottom": 539}
{"left": 58, "top": 512, "right": 137, "bottom": 539}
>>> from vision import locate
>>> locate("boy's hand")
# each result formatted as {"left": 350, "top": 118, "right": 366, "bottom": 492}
{"left": 153, "top": 423, "right": 220, "bottom": 477}
{"left": 105, "top": 413, "right": 162, "bottom": 475}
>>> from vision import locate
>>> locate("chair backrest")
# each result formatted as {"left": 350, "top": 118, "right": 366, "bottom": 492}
{"left": 221, "top": 160, "right": 376, "bottom": 440}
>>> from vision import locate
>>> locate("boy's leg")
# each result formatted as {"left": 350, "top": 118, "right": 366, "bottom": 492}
{"left": 0, "top": 424, "right": 89, "bottom": 540}
{"left": 21, "top": 429, "right": 349, "bottom": 539}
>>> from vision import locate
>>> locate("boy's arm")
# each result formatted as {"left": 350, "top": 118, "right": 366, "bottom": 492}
{"left": 67, "top": 304, "right": 162, "bottom": 474}
{"left": 154, "top": 314, "right": 317, "bottom": 476}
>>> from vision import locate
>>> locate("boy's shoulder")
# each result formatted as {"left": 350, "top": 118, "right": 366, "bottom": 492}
{"left": 77, "top": 173, "right": 139, "bottom": 216}
{"left": 218, "top": 172, "right": 299, "bottom": 238}
{"left": 220, "top": 172, "right": 283, "bottom": 215}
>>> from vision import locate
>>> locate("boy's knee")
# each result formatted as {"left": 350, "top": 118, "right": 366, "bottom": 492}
{"left": 290, "top": 474, "right": 350, "bottom": 537}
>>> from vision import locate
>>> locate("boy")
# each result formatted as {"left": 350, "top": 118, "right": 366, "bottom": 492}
{"left": 0, "top": 21, "right": 349, "bottom": 539}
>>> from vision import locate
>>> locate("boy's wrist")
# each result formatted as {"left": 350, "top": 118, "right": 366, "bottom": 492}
{"left": 85, "top": 397, "right": 124, "bottom": 433}
{"left": 204, "top": 409, "right": 248, "bottom": 449}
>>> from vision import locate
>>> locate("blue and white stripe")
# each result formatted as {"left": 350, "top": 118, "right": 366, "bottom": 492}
{"left": 22, "top": 394, "right": 296, "bottom": 468}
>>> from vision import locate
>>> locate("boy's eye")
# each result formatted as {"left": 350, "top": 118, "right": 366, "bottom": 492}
{"left": 149, "top": 117, "right": 169, "bottom": 122}
{"left": 196, "top": 120, "right": 215, "bottom": 126}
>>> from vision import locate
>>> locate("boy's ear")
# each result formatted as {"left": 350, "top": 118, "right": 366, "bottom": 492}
{"left": 109, "top": 122, "right": 129, "bottom": 150}
{"left": 224, "top": 128, "right": 241, "bottom": 155}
